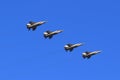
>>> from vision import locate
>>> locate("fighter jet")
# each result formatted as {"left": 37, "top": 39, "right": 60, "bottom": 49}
{"left": 82, "top": 50, "right": 101, "bottom": 59}
{"left": 26, "top": 21, "right": 46, "bottom": 31}
{"left": 64, "top": 43, "right": 83, "bottom": 52}
{"left": 44, "top": 30, "right": 63, "bottom": 39}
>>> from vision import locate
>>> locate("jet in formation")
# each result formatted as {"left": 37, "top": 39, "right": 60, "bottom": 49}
{"left": 44, "top": 30, "right": 63, "bottom": 39}
{"left": 64, "top": 43, "right": 83, "bottom": 52}
{"left": 82, "top": 50, "right": 101, "bottom": 59}
{"left": 26, "top": 21, "right": 46, "bottom": 31}
{"left": 26, "top": 20, "right": 101, "bottom": 59}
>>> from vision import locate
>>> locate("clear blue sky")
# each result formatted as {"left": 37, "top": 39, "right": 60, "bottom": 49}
{"left": 0, "top": 0, "right": 120, "bottom": 80}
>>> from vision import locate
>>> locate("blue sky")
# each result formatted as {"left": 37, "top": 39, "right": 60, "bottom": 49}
{"left": 0, "top": 0, "right": 120, "bottom": 80}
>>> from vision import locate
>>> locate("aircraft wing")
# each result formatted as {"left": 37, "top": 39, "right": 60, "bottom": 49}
{"left": 46, "top": 30, "right": 52, "bottom": 34}
{"left": 32, "top": 27, "right": 37, "bottom": 31}
{"left": 29, "top": 21, "right": 36, "bottom": 25}
{"left": 85, "top": 51, "right": 90, "bottom": 54}
{"left": 69, "top": 48, "right": 73, "bottom": 52}
{"left": 87, "top": 55, "right": 91, "bottom": 59}
{"left": 49, "top": 35, "right": 53, "bottom": 39}
{"left": 67, "top": 44, "right": 73, "bottom": 47}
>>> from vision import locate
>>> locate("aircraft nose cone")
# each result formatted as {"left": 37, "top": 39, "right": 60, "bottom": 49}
{"left": 56, "top": 30, "right": 63, "bottom": 33}
{"left": 40, "top": 21, "right": 46, "bottom": 24}
{"left": 96, "top": 50, "right": 102, "bottom": 53}
{"left": 59, "top": 30, "right": 63, "bottom": 32}
{"left": 60, "top": 30, "right": 63, "bottom": 32}
{"left": 42, "top": 21, "right": 47, "bottom": 23}
{"left": 77, "top": 43, "right": 84, "bottom": 46}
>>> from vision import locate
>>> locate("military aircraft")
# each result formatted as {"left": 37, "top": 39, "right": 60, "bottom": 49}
{"left": 44, "top": 30, "right": 63, "bottom": 39}
{"left": 26, "top": 21, "right": 46, "bottom": 31}
{"left": 82, "top": 50, "right": 101, "bottom": 59}
{"left": 64, "top": 43, "right": 83, "bottom": 52}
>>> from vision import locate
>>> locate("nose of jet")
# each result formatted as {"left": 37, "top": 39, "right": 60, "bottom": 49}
{"left": 95, "top": 50, "right": 101, "bottom": 53}
{"left": 59, "top": 30, "right": 63, "bottom": 32}
{"left": 55, "top": 30, "right": 63, "bottom": 33}
{"left": 40, "top": 21, "right": 47, "bottom": 24}
{"left": 43, "top": 21, "right": 46, "bottom": 23}
{"left": 77, "top": 43, "right": 84, "bottom": 46}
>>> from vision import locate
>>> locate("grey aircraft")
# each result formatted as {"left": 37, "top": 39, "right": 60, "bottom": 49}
{"left": 82, "top": 50, "right": 101, "bottom": 59}
{"left": 44, "top": 30, "right": 63, "bottom": 39}
{"left": 64, "top": 43, "right": 83, "bottom": 52}
{"left": 26, "top": 21, "right": 46, "bottom": 31}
